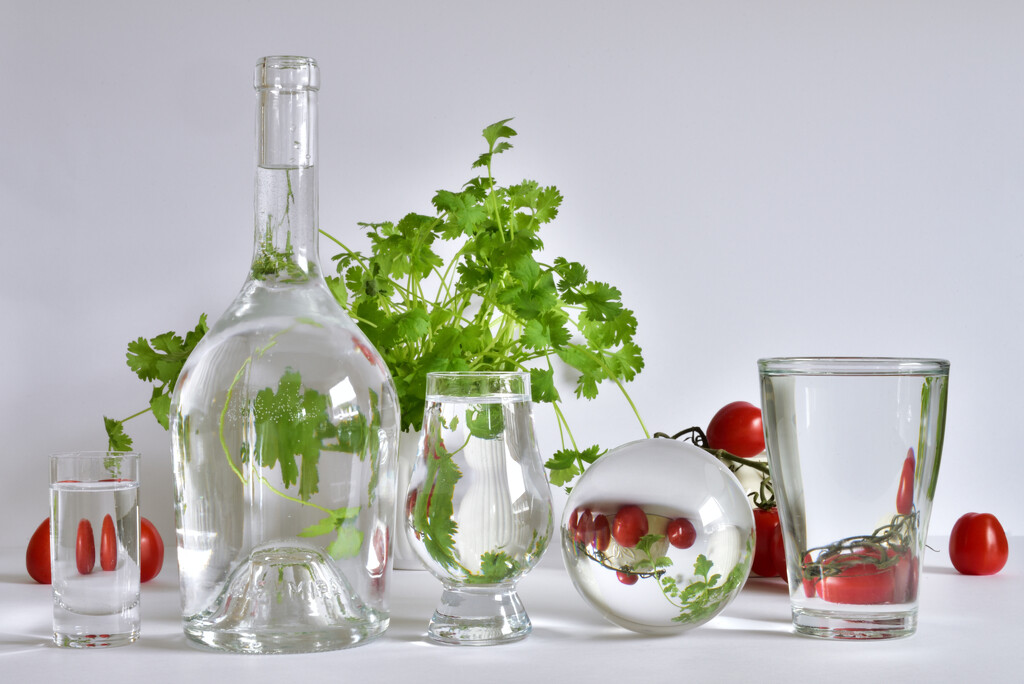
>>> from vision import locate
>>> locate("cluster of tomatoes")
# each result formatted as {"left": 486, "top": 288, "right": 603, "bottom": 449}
{"left": 705, "top": 400, "right": 1009, "bottom": 586}
{"left": 26, "top": 516, "right": 164, "bottom": 585}
{"left": 568, "top": 504, "right": 697, "bottom": 585}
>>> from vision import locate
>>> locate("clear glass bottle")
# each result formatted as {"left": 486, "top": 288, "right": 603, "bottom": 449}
{"left": 170, "top": 56, "right": 400, "bottom": 654}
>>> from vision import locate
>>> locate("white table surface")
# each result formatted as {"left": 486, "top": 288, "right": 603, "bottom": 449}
{"left": 2, "top": 538, "right": 1019, "bottom": 683}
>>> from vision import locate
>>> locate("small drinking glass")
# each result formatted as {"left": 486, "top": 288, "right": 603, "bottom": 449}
{"left": 50, "top": 451, "right": 141, "bottom": 648}
{"left": 759, "top": 358, "right": 949, "bottom": 639}
{"left": 404, "top": 372, "right": 553, "bottom": 645}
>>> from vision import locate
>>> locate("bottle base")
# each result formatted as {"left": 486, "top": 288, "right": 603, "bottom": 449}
{"left": 792, "top": 606, "right": 917, "bottom": 640}
{"left": 183, "top": 622, "right": 387, "bottom": 654}
{"left": 183, "top": 544, "right": 388, "bottom": 654}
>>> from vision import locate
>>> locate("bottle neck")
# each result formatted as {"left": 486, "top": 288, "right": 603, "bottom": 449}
{"left": 250, "top": 57, "right": 320, "bottom": 282}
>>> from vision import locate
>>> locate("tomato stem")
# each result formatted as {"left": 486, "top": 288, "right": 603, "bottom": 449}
{"left": 654, "top": 427, "right": 776, "bottom": 509}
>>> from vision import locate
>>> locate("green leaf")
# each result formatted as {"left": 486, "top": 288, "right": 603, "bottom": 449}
{"left": 125, "top": 314, "right": 208, "bottom": 390}
{"left": 433, "top": 189, "right": 489, "bottom": 238}
{"left": 298, "top": 507, "right": 362, "bottom": 538}
{"left": 521, "top": 310, "right": 571, "bottom": 351}
{"left": 327, "top": 526, "right": 364, "bottom": 560}
{"left": 104, "top": 417, "right": 134, "bottom": 452}
{"left": 250, "top": 369, "right": 336, "bottom": 501}
{"left": 465, "top": 550, "right": 521, "bottom": 584}
{"left": 556, "top": 345, "right": 605, "bottom": 399}
{"left": 482, "top": 118, "right": 517, "bottom": 148}
{"left": 149, "top": 389, "right": 171, "bottom": 430}
{"left": 604, "top": 342, "right": 645, "bottom": 383}
{"left": 325, "top": 275, "right": 348, "bottom": 307}
{"left": 391, "top": 305, "right": 431, "bottom": 344}
{"left": 579, "top": 309, "right": 638, "bottom": 349}
{"left": 412, "top": 434, "right": 463, "bottom": 570}
{"left": 529, "top": 367, "right": 560, "bottom": 404}
{"left": 563, "top": 281, "right": 624, "bottom": 321}
{"left": 636, "top": 533, "right": 664, "bottom": 557}
{"left": 694, "top": 554, "right": 714, "bottom": 578}
{"left": 466, "top": 403, "right": 505, "bottom": 440}
{"left": 544, "top": 449, "right": 577, "bottom": 471}
{"left": 546, "top": 464, "right": 580, "bottom": 487}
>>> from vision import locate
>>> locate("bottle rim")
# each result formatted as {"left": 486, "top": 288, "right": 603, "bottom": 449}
{"left": 254, "top": 55, "right": 319, "bottom": 91}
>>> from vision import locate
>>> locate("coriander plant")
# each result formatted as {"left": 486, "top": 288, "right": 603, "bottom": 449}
{"left": 105, "top": 119, "right": 648, "bottom": 489}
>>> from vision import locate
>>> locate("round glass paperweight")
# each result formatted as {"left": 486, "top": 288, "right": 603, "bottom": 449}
{"left": 561, "top": 438, "right": 755, "bottom": 634}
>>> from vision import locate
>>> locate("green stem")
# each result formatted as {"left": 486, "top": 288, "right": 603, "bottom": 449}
{"left": 219, "top": 358, "right": 251, "bottom": 486}
{"left": 118, "top": 406, "right": 153, "bottom": 424}
{"left": 256, "top": 474, "right": 333, "bottom": 514}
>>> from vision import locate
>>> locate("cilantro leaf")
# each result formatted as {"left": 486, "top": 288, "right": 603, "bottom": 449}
{"left": 465, "top": 551, "right": 521, "bottom": 584}
{"left": 466, "top": 403, "right": 505, "bottom": 440}
{"left": 412, "top": 435, "right": 463, "bottom": 570}
{"left": 529, "top": 367, "right": 560, "bottom": 404}
{"left": 104, "top": 417, "right": 134, "bottom": 452}
{"left": 251, "top": 369, "right": 337, "bottom": 501}
{"left": 482, "top": 119, "right": 517, "bottom": 148}
{"left": 327, "top": 526, "right": 364, "bottom": 560}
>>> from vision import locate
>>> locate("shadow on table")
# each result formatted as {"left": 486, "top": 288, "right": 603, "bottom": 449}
{"left": 0, "top": 632, "right": 51, "bottom": 656}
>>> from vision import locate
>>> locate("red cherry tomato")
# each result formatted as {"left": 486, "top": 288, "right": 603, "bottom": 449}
{"left": 814, "top": 548, "right": 915, "bottom": 605}
{"left": 612, "top": 505, "right": 648, "bottom": 548}
{"left": 616, "top": 571, "right": 638, "bottom": 585}
{"left": 770, "top": 522, "right": 787, "bottom": 581}
{"left": 752, "top": 507, "right": 779, "bottom": 577}
{"left": 949, "top": 512, "right": 1009, "bottom": 576}
{"left": 26, "top": 519, "right": 51, "bottom": 584}
{"left": 706, "top": 401, "right": 765, "bottom": 458}
{"left": 667, "top": 518, "right": 697, "bottom": 549}
{"left": 593, "top": 514, "right": 611, "bottom": 552}
{"left": 139, "top": 517, "right": 165, "bottom": 583}
{"left": 573, "top": 508, "right": 596, "bottom": 545}
{"left": 896, "top": 448, "right": 915, "bottom": 515}
{"left": 76, "top": 519, "right": 95, "bottom": 575}
{"left": 100, "top": 514, "right": 117, "bottom": 572}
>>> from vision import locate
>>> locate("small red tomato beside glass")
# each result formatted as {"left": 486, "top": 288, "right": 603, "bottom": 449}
{"left": 140, "top": 517, "right": 165, "bottom": 583}
{"left": 706, "top": 401, "right": 765, "bottom": 458}
{"left": 949, "top": 512, "right": 1009, "bottom": 576}
{"left": 25, "top": 519, "right": 51, "bottom": 584}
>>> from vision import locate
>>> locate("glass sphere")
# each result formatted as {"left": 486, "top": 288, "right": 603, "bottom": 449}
{"left": 561, "top": 438, "right": 754, "bottom": 634}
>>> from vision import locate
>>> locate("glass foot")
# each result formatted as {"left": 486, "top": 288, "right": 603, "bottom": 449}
{"left": 793, "top": 607, "right": 917, "bottom": 640}
{"left": 428, "top": 584, "right": 531, "bottom": 645}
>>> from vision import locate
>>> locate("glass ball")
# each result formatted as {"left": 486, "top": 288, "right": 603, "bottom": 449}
{"left": 561, "top": 438, "right": 755, "bottom": 634}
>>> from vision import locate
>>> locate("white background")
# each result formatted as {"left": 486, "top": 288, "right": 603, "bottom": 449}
{"left": 1, "top": 0, "right": 1021, "bottom": 552}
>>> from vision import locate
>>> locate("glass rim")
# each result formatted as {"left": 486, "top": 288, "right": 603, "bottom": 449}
{"left": 758, "top": 357, "right": 949, "bottom": 376}
{"left": 50, "top": 451, "right": 141, "bottom": 460}
{"left": 425, "top": 371, "right": 529, "bottom": 379}
{"left": 425, "top": 370, "right": 531, "bottom": 398}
